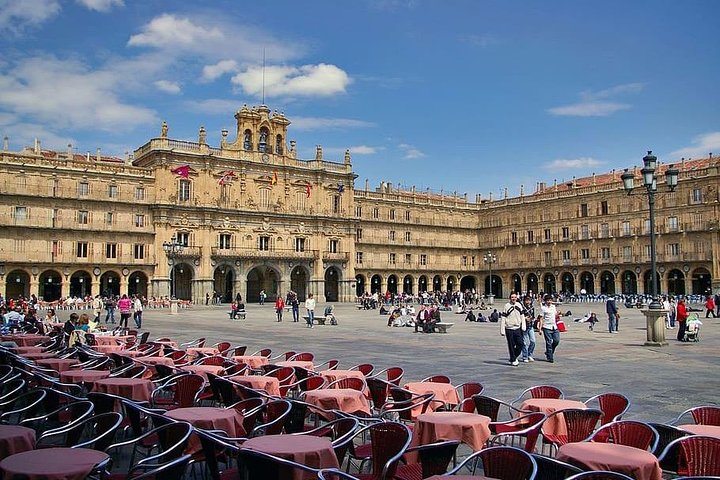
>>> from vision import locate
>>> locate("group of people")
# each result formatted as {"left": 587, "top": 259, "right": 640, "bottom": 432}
{"left": 385, "top": 304, "right": 442, "bottom": 333}
{"left": 501, "top": 293, "right": 562, "bottom": 365}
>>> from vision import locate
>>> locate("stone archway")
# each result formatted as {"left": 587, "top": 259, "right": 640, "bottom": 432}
{"left": 355, "top": 274, "right": 366, "bottom": 297}
{"left": 511, "top": 274, "right": 522, "bottom": 295}
{"left": 600, "top": 271, "right": 615, "bottom": 295}
{"left": 171, "top": 263, "right": 193, "bottom": 300}
{"left": 5, "top": 269, "right": 30, "bottom": 299}
{"left": 247, "top": 266, "right": 279, "bottom": 303}
{"left": 543, "top": 273, "right": 556, "bottom": 294}
{"left": 403, "top": 275, "right": 413, "bottom": 295}
{"left": 370, "top": 274, "right": 382, "bottom": 294}
{"left": 643, "top": 270, "right": 661, "bottom": 296}
{"left": 418, "top": 275, "right": 428, "bottom": 293}
{"left": 214, "top": 266, "right": 235, "bottom": 303}
{"left": 128, "top": 271, "right": 148, "bottom": 298}
{"left": 621, "top": 270, "right": 637, "bottom": 295}
{"left": 100, "top": 271, "right": 121, "bottom": 297}
{"left": 561, "top": 272, "right": 575, "bottom": 294}
{"left": 526, "top": 273, "right": 539, "bottom": 296}
{"left": 460, "top": 276, "right": 475, "bottom": 293}
{"left": 70, "top": 270, "right": 92, "bottom": 298}
{"left": 486, "top": 275, "right": 502, "bottom": 297}
{"left": 432, "top": 275, "right": 442, "bottom": 292}
{"left": 691, "top": 267, "right": 712, "bottom": 295}
{"left": 446, "top": 276, "right": 456, "bottom": 292}
{"left": 579, "top": 271, "right": 594, "bottom": 294}
{"left": 39, "top": 270, "right": 62, "bottom": 301}
{"left": 667, "top": 269, "right": 685, "bottom": 296}
{"left": 387, "top": 275, "right": 398, "bottom": 295}
{"left": 324, "top": 267, "right": 340, "bottom": 302}
{"left": 291, "top": 266, "right": 308, "bottom": 300}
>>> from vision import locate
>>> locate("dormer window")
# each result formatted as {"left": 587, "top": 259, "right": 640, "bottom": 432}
{"left": 258, "top": 127, "right": 269, "bottom": 152}
{"left": 243, "top": 130, "right": 252, "bottom": 150}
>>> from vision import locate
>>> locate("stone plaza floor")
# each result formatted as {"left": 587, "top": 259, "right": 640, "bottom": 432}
{"left": 126, "top": 300, "right": 718, "bottom": 422}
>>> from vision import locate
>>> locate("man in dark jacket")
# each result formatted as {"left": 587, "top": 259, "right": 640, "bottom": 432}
{"left": 606, "top": 297, "right": 619, "bottom": 333}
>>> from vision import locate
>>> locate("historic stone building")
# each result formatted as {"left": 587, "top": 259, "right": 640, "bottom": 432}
{"left": 1, "top": 105, "right": 718, "bottom": 304}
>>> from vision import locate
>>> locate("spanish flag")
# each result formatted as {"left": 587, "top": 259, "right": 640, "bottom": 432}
{"left": 272, "top": 171, "right": 278, "bottom": 185}
{"left": 170, "top": 165, "right": 190, "bottom": 178}
{"left": 305, "top": 182, "right": 312, "bottom": 198}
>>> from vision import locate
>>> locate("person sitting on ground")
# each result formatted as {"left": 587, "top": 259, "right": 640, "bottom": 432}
{"left": 465, "top": 310, "right": 476, "bottom": 322}
{"left": 489, "top": 309, "right": 500, "bottom": 322}
{"left": 324, "top": 305, "right": 337, "bottom": 325}
{"left": 387, "top": 308, "right": 401, "bottom": 327}
{"left": 477, "top": 311, "right": 487, "bottom": 322}
{"left": 480, "top": 301, "right": 487, "bottom": 310}
{"left": 63, "top": 312, "right": 79, "bottom": 335}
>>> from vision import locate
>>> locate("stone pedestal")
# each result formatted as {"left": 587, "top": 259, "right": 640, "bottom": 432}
{"left": 170, "top": 299, "right": 179, "bottom": 315}
{"left": 487, "top": 295, "right": 495, "bottom": 306}
{"left": 642, "top": 308, "right": 668, "bottom": 346}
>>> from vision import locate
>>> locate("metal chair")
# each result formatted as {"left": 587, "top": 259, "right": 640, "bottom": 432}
{"left": 447, "top": 445, "right": 537, "bottom": 480}
{"left": 658, "top": 435, "right": 720, "bottom": 477}
{"left": 566, "top": 472, "right": 634, "bottom": 480}
{"left": 672, "top": 406, "right": 720, "bottom": 426}
{"left": 531, "top": 453, "right": 583, "bottom": 480}
{"left": 584, "top": 393, "right": 630, "bottom": 426}
{"left": 394, "top": 439, "right": 460, "bottom": 480}
{"left": 511, "top": 385, "right": 564, "bottom": 407}
{"left": 586, "top": 420, "right": 659, "bottom": 452}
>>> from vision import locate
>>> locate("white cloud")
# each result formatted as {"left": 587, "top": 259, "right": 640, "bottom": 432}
{"left": 0, "top": 0, "right": 60, "bottom": 33}
{"left": 128, "top": 14, "right": 224, "bottom": 49}
{"left": 231, "top": 64, "right": 351, "bottom": 98}
{"left": 548, "top": 83, "right": 644, "bottom": 117}
{"left": 185, "top": 99, "right": 244, "bottom": 114}
{"left": 324, "top": 145, "right": 379, "bottom": 156}
{"left": 399, "top": 143, "right": 425, "bottom": 159}
{"left": 0, "top": 121, "right": 76, "bottom": 152}
{"left": 291, "top": 116, "right": 375, "bottom": 131}
{"left": 543, "top": 157, "right": 604, "bottom": 170}
{"left": 0, "top": 56, "right": 157, "bottom": 132}
{"left": 669, "top": 132, "right": 720, "bottom": 159}
{"left": 154, "top": 79, "right": 181, "bottom": 94}
{"left": 76, "top": 0, "right": 123, "bottom": 12}
{"left": 202, "top": 60, "right": 239, "bottom": 82}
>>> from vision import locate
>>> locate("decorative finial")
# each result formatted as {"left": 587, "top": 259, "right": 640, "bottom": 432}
{"left": 198, "top": 126, "right": 206, "bottom": 145}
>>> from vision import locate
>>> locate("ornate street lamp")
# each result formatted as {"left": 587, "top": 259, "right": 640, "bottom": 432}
{"left": 483, "top": 252, "right": 497, "bottom": 299}
{"left": 162, "top": 236, "right": 185, "bottom": 299}
{"left": 621, "top": 151, "right": 679, "bottom": 310}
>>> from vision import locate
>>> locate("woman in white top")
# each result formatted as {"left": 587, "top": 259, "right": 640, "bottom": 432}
{"left": 540, "top": 294, "right": 560, "bottom": 363}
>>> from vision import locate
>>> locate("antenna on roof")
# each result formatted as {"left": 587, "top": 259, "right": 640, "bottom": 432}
{"left": 261, "top": 48, "right": 266, "bottom": 105}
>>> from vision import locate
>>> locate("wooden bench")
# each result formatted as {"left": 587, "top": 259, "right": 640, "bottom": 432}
{"left": 434, "top": 322, "right": 454, "bottom": 333}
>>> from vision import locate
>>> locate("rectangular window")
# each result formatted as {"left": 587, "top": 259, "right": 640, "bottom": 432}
{"left": 219, "top": 234, "right": 232, "bottom": 249}
{"left": 580, "top": 203, "right": 588, "bottom": 217}
{"left": 405, "top": 253, "right": 411, "bottom": 264}
{"left": 135, "top": 186, "right": 145, "bottom": 200}
{"left": 134, "top": 214, "right": 145, "bottom": 227}
{"left": 668, "top": 216, "right": 678, "bottom": 232}
{"left": 133, "top": 244, "right": 145, "bottom": 260}
{"left": 77, "top": 210, "right": 89, "bottom": 224}
{"left": 372, "top": 208, "right": 379, "bottom": 219}
{"left": 601, "top": 223, "right": 609, "bottom": 237}
{"left": 511, "top": 231, "right": 518, "bottom": 244}
{"left": 601, "top": 247, "right": 611, "bottom": 259}
{"left": 52, "top": 208, "right": 59, "bottom": 228}
{"left": 581, "top": 224, "right": 589, "bottom": 240}
{"left": 108, "top": 184, "right": 118, "bottom": 198}
{"left": 562, "top": 227, "right": 570, "bottom": 239}
{"left": 644, "top": 219, "right": 651, "bottom": 234}
{"left": 562, "top": 250, "right": 571, "bottom": 260}
{"left": 296, "top": 191, "right": 306, "bottom": 210}
{"left": 405, "top": 210, "right": 411, "bottom": 221}
{"left": 668, "top": 243, "right": 680, "bottom": 256}
{"left": 78, "top": 182, "right": 89, "bottom": 197}
{"left": 389, "top": 231, "right": 396, "bottom": 241}
{"left": 13, "top": 206, "right": 27, "bottom": 221}
{"left": 176, "top": 232, "right": 190, "bottom": 246}
{"left": 462, "top": 256, "right": 468, "bottom": 266}
{"left": 178, "top": 179, "right": 191, "bottom": 202}
{"left": 259, "top": 189, "right": 270, "bottom": 208}
{"left": 544, "top": 251, "right": 552, "bottom": 263}
{"left": 295, "top": 237, "right": 306, "bottom": 252}
{"left": 355, "top": 229, "right": 363, "bottom": 242}
{"left": 389, "top": 253, "right": 396, "bottom": 265}
{"left": 471, "top": 256, "right": 476, "bottom": 267}
{"left": 692, "top": 188, "right": 703, "bottom": 203}
{"left": 329, "top": 239, "right": 339, "bottom": 253}
{"left": 76, "top": 241, "right": 88, "bottom": 258}
{"left": 623, "top": 246, "right": 632, "bottom": 259}
{"left": 106, "top": 212, "right": 113, "bottom": 225}
{"left": 420, "top": 254, "right": 427, "bottom": 266}
{"left": 581, "top": 248, "right": 590, "bottom": 259}
{"left": 544, "top": 228, "right": 551, "bottom": 242}
{"left": 51, "top": 240, "right": 59, "bottom": 258}
{"left": 356, "top": 252, "right": 363, "bottom": 264}
{"left": 333, "top": 196, "right": 341, "bottom": 214}
{"left": 600, "top": 201, "right": 609, "bottom": 215}
{"left": 355, "top": 206, "right": 362, "bottom": 217}
{"left": 258, "top": 236, "right": 270, "bottom": 251}
{"left": 389, "top": 209, "right": 395, "bottom": 220}
{"left": 644, "top": 245, "right": 651, "bottom": 258}
{"left": 52, "top": 178, "right": 59, "bottom": 197}
{"left": 622, "top": 221, "right": 631, "bottom": 236}
{"left": 404, "top": 231, "right": 411, "bottom": 242}
{"left": 527, "top": 230, "right": 534, "bottom": 243}
{"left": 105, "top": 243, "right": 117, "bottom": 259}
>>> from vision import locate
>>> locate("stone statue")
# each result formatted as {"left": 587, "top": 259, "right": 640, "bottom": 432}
{"left": 316, "top": 145, "right": 323, "bottom": 160}
{"left": 198, "top": 126, "right": 207, "bottom": 145}
{"left": 161, "top": 121, "right": 168, "bottom": 138}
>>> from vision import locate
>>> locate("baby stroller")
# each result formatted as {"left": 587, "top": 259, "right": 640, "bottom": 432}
{"left": 684, "top": 313, "right": 702, "bottom": 342}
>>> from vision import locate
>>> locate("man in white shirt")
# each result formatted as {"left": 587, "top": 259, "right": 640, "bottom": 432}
{"left": 304, "top": 293, "right": 316, "bottom": 328}
{"left": 500, "top": 293, "right": 527, "bottom": 366}
{"left": 540, "top": 294, "right": 560, "bottom": 363}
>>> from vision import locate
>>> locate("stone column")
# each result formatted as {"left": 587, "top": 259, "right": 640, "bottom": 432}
{"left": 120, "top": 276, "right": 129, "bottom": 296}
{"left": 642, "top": 308, "right": 669, "bottom": 346}
{"left": 30, "top": 279, "right": 40, "bottom": 299}
{"left": 91, "top": 278, "right": 101, "bottom": 297}
{"left": 61, "top": 277, "right": 70, "bottom": 299}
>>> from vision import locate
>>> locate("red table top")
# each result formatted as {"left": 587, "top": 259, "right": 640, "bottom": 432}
{"left": 0, "top": 447, "right": 108, "bottom": 480}
{"left": 0, "top": 425, "right": 36, "bottom": 460}
{"left": 557, "top": 442, "right": 662, "bottom": 480}
{"left": 60, "top": 369, "right": 111, "bottom": 383}
{"left": 678, "top": 424, "right": 720, "bottom": 438}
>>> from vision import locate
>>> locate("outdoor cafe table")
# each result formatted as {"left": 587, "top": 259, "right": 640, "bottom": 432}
{"left": 1, "top": 335, "right": 49, "bottom": 347}
{"left": 92, "top": 344, "right": 125, "bottom": 354}
{"left": 413, "top": 412, "right": 492, "bottom": 452}
{"left": 276, "top": 360, "right": 315, "bottom": 371}
{"left": 165, "top": 406, "right": 245, "bottom": 454}
{"left": 403, "top": 382, "right": 460, "bottom": 416}
{"left": 557, "top": 442, "right": 662, "bottom": 480}
{"left": 0, "top": 425, "right": 35, "bottom": 459}
{"left": 229, "top": 375, "right": 281, "bottom": 397}
{"left": 181, "top": 365, "right": 225, "bottom": 380}
{"left": 137, "top": 356, "right": 175, "bottom": 366}
{"left": 22, "top": 352, "right": 56, "bottom": 360}
{"left": 678, "top": 424, "right": 720, "bottom": 439}
{"left": 186, "top": 347, "right": 220, "bottom": 358}
{"left": 242, "top": 434, "right": 339, "bottom": 480}
{"left": 303, "top": 388, "right": 371, "bottom": 417}
{"left": 93, "top": 378, "right": 154, "bottom": 402}
{"left": 35, "top": 358, "right": 79, "bottom": 372}
{"left": 319, "top": 369, "right": 366, "bottom": 384}
{"left": 117, "top": 350, "right": 145, "bottom": 358}
{"left": 519, "top": 398, "right": 587, "bottom": 436}
{"left": 93, "top": 335, "right": 134, "bottom": 346}
{"left": 0, "top": 447, "right": 109, "bottom": 480}
{"left": 12, "top": 346, "right": 45, "bottom": 355}
{"left": 232, "top": 355, "right": 269, "bottom": 368}
{"left": 60, "top": 369, "right": 111, "bottom": 384}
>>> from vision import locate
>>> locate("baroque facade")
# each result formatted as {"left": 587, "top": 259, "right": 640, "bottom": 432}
{"left": 1, "top": 105, "right": 718, "bottom": 304}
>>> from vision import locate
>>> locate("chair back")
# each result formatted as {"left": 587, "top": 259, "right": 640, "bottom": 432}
{"left": 268, "top": 367, "right": 295, "bottom": 396}
{"left": 214, "top": 342, "right": 231, "bottom": 355}
{"left": 531, "top": 453, "right": 583, "bottom": 480}
{"left": 368, "top": 422, "right": 412, "bottom": 479}
{"left": 209, "top": 375, "right": 238, "bottom": 406}
{"left": 672, "top": 435, "right": 720, "bottom": 476}
{"left": 367, "top": 377, "right": 391, "bottom": 412}
{"left": 591, "top": 420, "right": 659, "bottom": 451}
{"left": 290, "top": 352, "right": 314, "bottom": 361}
{"left": 138, "top": 331, "right": 151, "bottom": 345}
{"left": 253, "top": 399, "right": 292, "bottom": 436}
{"left": 0, "top": 388, "right": 47, "bottom": 423}
{"left": 648, "top": 422, "right": 689, "bottom": 461}
{"left": 196, "top": 429, "right": 241, "bottom": 480}
{"left": 586, "top": 393, "right": 630, "bottom": 425}
{"left": 385, "top": 367, "right": 404, "bottom": 386}
{"left": 457, "top": 445, "right": 537, "bottom": 480}
{"left": 473, "top": 395, "right": 502, "bottom": 421}
{"left": 237, "top": 448, "right": 320, "bottom": 480}
{"left": 566, "top": 472, "right": 634, "bottom": 480}
{"left": 317, "top": 469, "right": 361, "bottom": 480}
{"left": 691, "top": 406, "right": 720, "bottom": 426}
{"left": 421, "top": 375, "right": 451, "bottom": 384}
{"left": 252, "top": 348, "right": 272, "bottom": 358}
{"left": 562, "top": 408, "right": 602, "bottom": 443}
{"left": 197, "top": 356, "right": 225, "bottom": 366}
{"left": 457, "top": 382, "right": 484, "bottom": 400}
{"left": 130, "top": 453, "right": 192, "bottom": 480}
{"left": 302, "top": 376, "right": 327, "bottom": 393}
{"left": 408, "top": 440, "right": 460, "bottom": 478}
{"left": 350, "top": 363, "right": 374, "bottom": 376}
{"left": 123, "top": 365, "right": 148, "bottom": 379}
{"left": 232, "top": 345, "right": 248, "bottom": 357}
{"left": 327, "top": 377, "right": 366, "bottom": 391}
{"left": 530, "top": 385, "right": 563, "bottom": 399}
{"left": 229, "top": 398, "right": 266, "bottom": 434}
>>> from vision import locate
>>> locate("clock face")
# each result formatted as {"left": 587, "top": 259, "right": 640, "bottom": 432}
{"left": 262, "top": 154, "right": 270, "bottom": 163}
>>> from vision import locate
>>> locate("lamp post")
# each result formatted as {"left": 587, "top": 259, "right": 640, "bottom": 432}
{"left": 162, "top": 236, "right": 185, "bottom": 302}
{"left": 621, "top": 151, "right": 679, "bottom": 346}
{"left": 483, "top": 252, "right": 497, "bottom": 304}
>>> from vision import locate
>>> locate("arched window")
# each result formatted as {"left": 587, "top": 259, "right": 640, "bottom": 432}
{"left": 243, "top": 130, "right": 252, "bottom": 150}
{"left": 258, "top": 127, "right": 269, "bottom": 152}
{"left": 275, "top": 134, "right": 283, "bottom": 155}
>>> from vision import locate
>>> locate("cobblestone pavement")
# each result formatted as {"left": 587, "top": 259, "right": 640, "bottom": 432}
{"left": 128, "top": 300, "right": 718, "bottom": 422}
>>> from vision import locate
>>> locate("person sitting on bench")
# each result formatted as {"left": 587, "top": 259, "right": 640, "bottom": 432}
{"left": 425, "top": 307, "right": 441, "bottom": 333}
{"left": 415, "top": 305, "right": 429, "bottom": 332}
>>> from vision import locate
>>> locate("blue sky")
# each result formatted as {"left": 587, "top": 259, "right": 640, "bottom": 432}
{"left": 1, "top": 0, "right": 718, "bottom": 198}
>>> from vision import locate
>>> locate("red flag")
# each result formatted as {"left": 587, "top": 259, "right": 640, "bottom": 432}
{"left": 171, "top": 165, "right": 190, "bottom": 178}
{"left": 218, "top": 170, "right": 236, "bottom": 186}
{"left": 305, "top": 182, "right": 312, "bottom": 198}
{"left": 272, "top": 171, "right": 278, "bottom": 185}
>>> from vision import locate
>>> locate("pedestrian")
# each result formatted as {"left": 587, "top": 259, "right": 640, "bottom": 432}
{"left": 676, "top": 297, "right": 689, "bottom": 341}
{"left": 104, "top": 296, "right": 116, "bottom": 324}
{"left": 521, "top": 295, "right": 536, "bottom": 362}
{"left": 117, "top": 294, "right": 132, "bottom": 329}
{"left": 205, "top": 292, "right": 210, "bottom": 306}
{"left": 133, "top": 295, "right": 143, "bottom": 328}
{"left": 92, "top": 295, "right": 103, "bottom": 323}
{"left": 275, "top": 296, "right": 285, "bottom": 322}
{"left": 304, "top": 293, "right": 316, "bottom": 328}
{"left": 259, "top": 290, "right": 266, "bottom": 305}
{"left": 540, "top": 294, "right": 561, "bottom": 363}
{"left": 290, "top": 292, "right": 300, "bottom": 322}
{"left": 704, "top": 295, "right": 716, "bottom": 318}
{"left": 500, "top": 293, "right": 526, "bottom": 366}
{"left": 714, "top": 292, "right": 720, "bottom": 317}
{"left": 606, "top": 297, "right": 619, "bottom": 333}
